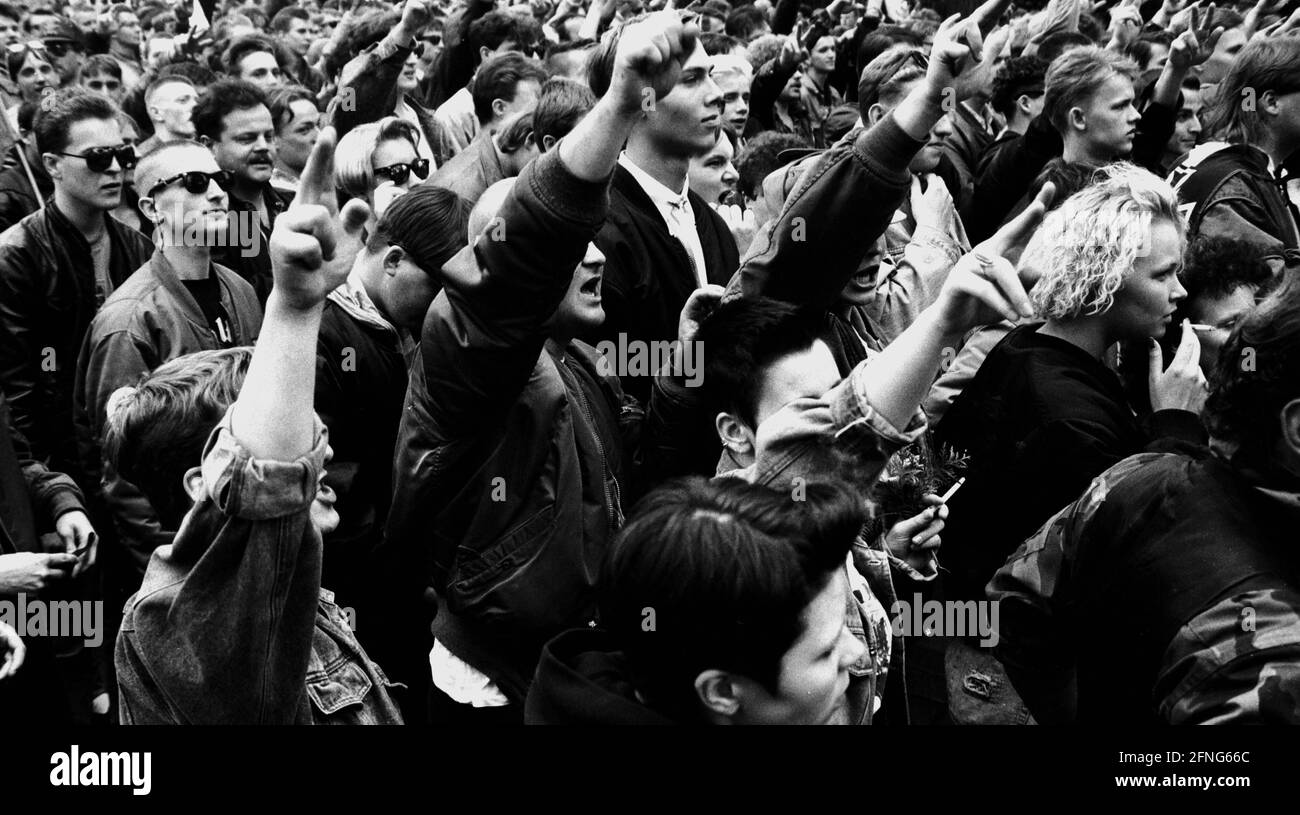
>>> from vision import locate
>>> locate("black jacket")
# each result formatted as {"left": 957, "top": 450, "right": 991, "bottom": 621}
{"left": 525, "top": 628, "right": 676, "bottom": 725}
{"left": 588, "top": 164, "right": 738, "bottom": 402}
{"left": 935, "top": 324, "right": 1206, "bottom": 602}
{"left": 387, "top": 152, "right": 639, "bottom": 702}
{"left": 0, "top": 203, "right": 153, "bottom": 484}
{"left": 212, "top": 185, "right": 289, "bottom": 305}
{"left": 314, "top": 296, "right": 409, "bottom": 609}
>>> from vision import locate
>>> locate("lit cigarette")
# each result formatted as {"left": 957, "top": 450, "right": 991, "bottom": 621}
{"left": 1188, "top": 323, "right": 1214, "bottom": 332}
{"left": 939, "top": 477, "right": 965, "bottom": 503}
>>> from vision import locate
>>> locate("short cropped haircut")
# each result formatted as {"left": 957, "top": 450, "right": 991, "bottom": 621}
{"left": 599, "top": 475, "right": 864, "bottom": 722}
{"left": 697, "top": 296, "right": 830, "bottom": 427}
{"left": 192, "top": 79, "right": 268, "bottom": 141}
{"left": 34, "top": 87, "right": 119, "bottom": 155}
{"left": 223, "top": 34, "right": 281, "bottom": 77}
{"left": 1042, "top": 46, "right": 1138, "bottom": 134}
{"left": 471, "top": 52, "right": 546, "bottom": 126}
{"left": 144, "top": 74, "right": 193, "bottom": 106}
{"left": 81, "top": 54, "right": 123, "bottom": 81}
{"left": 1205, "top": 274, "right": 1300, "bottom": 466}
{"left": 701, "top": 32, "right": 743, "bottom": 56}
{"left": 270, "top": 6, "right": 309, "bottom": 33}
{"left": 1203, "top": 37, "right": 1300, "bottom": 145}
{"left": 1022, "top": 163, "right": 1185, "bottom": 320}
{"left": 266, "top": 84, "right": 315, "bottom": 133}
{"left": 103, "top": 347, "right": 254, "bottom": 529}
{"left": 468, "top": 10, "right": 541, "bottom": 56}
{"left": 724, "top": 6, "right": 767, "bottom": 41}
{"left": 990, "top": 55, "right": 1046, "bottom": 119}
{"left": 532, "top": 76, "right": 594, "bottom": 151}
{"left": 334, "top": 116, "right": 421, "bottom": 198}
{"left": 133, "top": 138, "right": 209, "bottom": 197}
{"left": 857, "top": 44, "right": 926, "bottom": 112}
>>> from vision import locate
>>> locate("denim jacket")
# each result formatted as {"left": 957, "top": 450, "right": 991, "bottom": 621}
{"left": 717, "top": 355, "right": 930, "bottom": 724}
{"left": 115, "top": 408, "right": 403, "bottom": 724}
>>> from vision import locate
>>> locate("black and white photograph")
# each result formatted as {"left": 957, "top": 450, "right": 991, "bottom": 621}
{"left": 0, "top": 0, "right": 1297, "bottom": 798}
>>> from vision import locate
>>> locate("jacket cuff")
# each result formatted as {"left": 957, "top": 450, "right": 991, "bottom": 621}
{"left": 855, "top": 113, "right": 926, "bottom": 189}
{"left": 47, "top": 490, "right": 87, "bottom": 523}
{"left": 200, "top": 408, "right": 329, "bottom": 521}
{"left": 524, "top": 149, "right": 611, "bottom": 230}
{"left": 829, "top": 356, "right": 929, "bottom": 459}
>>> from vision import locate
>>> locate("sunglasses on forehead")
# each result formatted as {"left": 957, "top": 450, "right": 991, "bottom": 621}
{"left": 53, "top": 144, "right": 137, "bottom": 173}
{"left": 146, "top": 170, "right": 231, "bottom": 198}
{"left": 374, "top": 158, "right": 429, "bottom": 185}
{"left": 7, "top": 40, "right": 47, "bottom": 56}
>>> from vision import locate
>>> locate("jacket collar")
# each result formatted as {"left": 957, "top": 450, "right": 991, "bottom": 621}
{"left": 326, "top": 269, "right": 398, "bottom": 336}
{"left": 146, "top": 250, "right": 236, "bottom": 333}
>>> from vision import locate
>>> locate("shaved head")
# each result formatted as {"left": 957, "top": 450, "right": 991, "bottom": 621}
{"left": 467, "top": 178, "right": 516, "bottom": 242}
{"left": 134, "top": 139, "right": 218, "bottom": 198}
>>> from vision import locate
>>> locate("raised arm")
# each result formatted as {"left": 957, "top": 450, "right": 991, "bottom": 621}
{"left": 419, "top": 12, "right": 702, "bottom": 434}
{"left": 232, "top": 128, "right": 371, "bottom": 461}
{"left": 734, "top": 13, "right": 985, "bottom": 309}
{"left": 329, "top": 0, "right": 431, "bottom": 139}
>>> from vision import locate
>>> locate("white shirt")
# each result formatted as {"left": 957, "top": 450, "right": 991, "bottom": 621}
{"left": 617, "top": 152, "right": 709, "bottom": 288}
{"left": 433, "top": 86, "right": 479, "bottom": 157}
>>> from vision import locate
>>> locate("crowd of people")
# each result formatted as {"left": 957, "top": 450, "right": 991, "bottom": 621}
{"left": 0, "top": 0, "right": 1298, "bottom": 726}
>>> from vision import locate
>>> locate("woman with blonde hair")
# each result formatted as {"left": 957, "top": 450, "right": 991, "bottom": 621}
{"left": 935, "top": 163, "right": 1211, "bottom": 605}
{"left": 333, "top": 116, "right": 428, "bottom": 216}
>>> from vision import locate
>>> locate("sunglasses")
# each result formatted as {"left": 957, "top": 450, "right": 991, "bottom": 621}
{"left": 54, "top": 144, "right": 137, "bottom": 173}
{"left": 146, "top": 170, "right": 230, "bottom": 198}
{"left": 7, "top": 41, "right": 47, "bottom": 56}
{"left": 374, "top": 158, "right": 429, "bottom": 185}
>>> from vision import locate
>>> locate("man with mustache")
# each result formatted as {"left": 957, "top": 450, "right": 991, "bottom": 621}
{"left": 194, "top": 79, "right": 290, "bottom": 304}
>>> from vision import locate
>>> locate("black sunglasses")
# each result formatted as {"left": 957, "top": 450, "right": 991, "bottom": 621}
{"left": 146, "top": 170, "right": 230, "bottom": 198}
{"left": 374, "top": 158, "right": 429, "bottom": 185}
{"left": 54, "top": 144, "right": 137, "bottom": 173}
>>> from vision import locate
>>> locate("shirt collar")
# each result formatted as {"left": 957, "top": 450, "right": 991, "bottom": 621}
{"left": 618, "top": 152, "right": 690, "bottom": 209}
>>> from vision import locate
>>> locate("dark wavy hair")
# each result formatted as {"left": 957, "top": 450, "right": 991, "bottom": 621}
{"left": 600, "top": 476, "right": 865, "bottom": 722}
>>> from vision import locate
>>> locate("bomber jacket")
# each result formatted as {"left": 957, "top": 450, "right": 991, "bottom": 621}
{"left": 0, "top": 203, "right": 153, "bottom": 485}
{"left": 116, "top": 409, "right": 404, "bottom": 725}
{"left": 729, "top": 112, "right": 923, "bottom": 374}
{"left": 1167, "top": 142, "right": 1300, "bottom": 273}
{"left": 386, "top": 150, "right": 639, "bottom": 703}
{"left": 73, "top": 252, "right": 262, "bottom": 578}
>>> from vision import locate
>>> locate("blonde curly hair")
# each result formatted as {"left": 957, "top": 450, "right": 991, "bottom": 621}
{"left": 1021, "top": 163, "right": 1185, "bottom": 321}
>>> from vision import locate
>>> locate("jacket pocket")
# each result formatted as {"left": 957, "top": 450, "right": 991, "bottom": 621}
{"left": 306, "top": 660, "right": 373, "bottom": 716}
{"left": 448, "top": 503, "right": 556, "bottom": 603}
